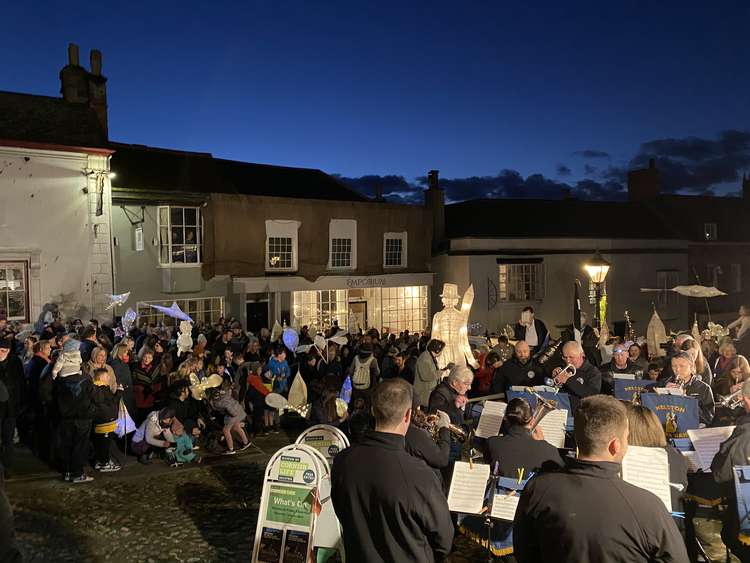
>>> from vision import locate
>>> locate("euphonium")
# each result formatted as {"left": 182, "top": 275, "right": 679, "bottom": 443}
{"left": 411, "top": 407, "right": 468, "bottom": 442}
{"left": 525, "top": 388, "right": 559, "bottom": 432}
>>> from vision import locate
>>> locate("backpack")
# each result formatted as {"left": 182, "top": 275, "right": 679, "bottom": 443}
{"left": 352, "top": 356, "right": 373, "bottom": 390}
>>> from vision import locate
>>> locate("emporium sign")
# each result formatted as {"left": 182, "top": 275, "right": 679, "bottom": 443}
{"left": 346, "top": 276, "right": 387, "bottom": 288}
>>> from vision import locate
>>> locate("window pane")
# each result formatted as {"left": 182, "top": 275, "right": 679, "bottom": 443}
{"left": 171, "top": 208, "right": 184, "bottom": 226}
{"left": 185, "top": 227, "right": 197, "bottom": 246}
{"left": 172, "top": 246, "right": 185, "bottom": 263}
{"left": 184, "top": 245, "right": 199, "bottom": 263}
{"left": 184, "top": 208, "right": 197, "bottom": 226}
{"left": 172, "top": 228, "right": 184, "bottom": 244}
{"left": 160, "top": 227, "right": 169, "bottom": 245}
{"left": 8, "top": 292, "right": 25, "bottom": 318}
{"left": 159, "top": 207, "right": 169, "bottom": 225}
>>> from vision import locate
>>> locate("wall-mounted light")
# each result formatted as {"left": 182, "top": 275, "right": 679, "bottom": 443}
{"left": 109, "top": 172, "right": 117, "bottom": 179}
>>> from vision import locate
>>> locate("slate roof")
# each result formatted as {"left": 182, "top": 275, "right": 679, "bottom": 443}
{"left": 109, "top": 142, "right": 367, "bottom": 202}
{"left": 445, "top": 198, "right": 683, "bottom": 240}
{"left": 0, "top": 91, "right": 106, "bottom": 147}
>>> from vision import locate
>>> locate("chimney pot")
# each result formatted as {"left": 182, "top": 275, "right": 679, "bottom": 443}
{"left": 90, "top": 49, "right": 102, "bottom": 75}
{"left": 68, "top": 43, "right": 80, "bottom": 66}
{"left": 427, "top": 169, "right": 440, "bottom": 190}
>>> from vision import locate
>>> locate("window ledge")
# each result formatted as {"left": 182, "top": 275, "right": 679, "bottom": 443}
{"left": 157, "top": 263, "right": 202, "bottom": 269}
{"left": 383, "top": 264, "right": 406, "bottom": 270}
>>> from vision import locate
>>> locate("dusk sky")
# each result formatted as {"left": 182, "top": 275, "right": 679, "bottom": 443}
{"left": 3, "top": 1, "right": 749, "bottom": 202}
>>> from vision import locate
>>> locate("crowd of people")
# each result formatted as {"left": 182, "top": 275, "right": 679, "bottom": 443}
{"left": 3, "top": 303, "right": 750, "bottom": 561}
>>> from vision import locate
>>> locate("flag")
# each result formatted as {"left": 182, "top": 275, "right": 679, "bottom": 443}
{"left": 573, "top": 280, "right": 582, "bottom": 343}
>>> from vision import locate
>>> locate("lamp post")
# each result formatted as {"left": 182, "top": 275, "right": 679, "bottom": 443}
{"left": 584, "top": 251, "right": 611, "bottom": 329}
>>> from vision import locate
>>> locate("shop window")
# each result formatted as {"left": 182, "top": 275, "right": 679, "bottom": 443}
{"left": 0, "top": 262, "right": 28, "bottom": 321}
{"left": 329, "top": 219, "right": 357, "bottom": 270}
{"left": 157, "top": 206, "right": 202, "bottom": 265}
{"left": 380, "top": 285, "right": 428, "bottom": 333}
{"left": 136, "top": 297, "right": 224, "bottom": 327}
{"left": 384, "top": 232, "right": 407, "bottom": 268}
{"left": 292, "top": 290, "right": 348, "bottom": 330}
{"left": 498, "top": 263, "right": 544, "bottom": 302}
{"left": 266, "top": 220, "right": 300, "bottom": 272}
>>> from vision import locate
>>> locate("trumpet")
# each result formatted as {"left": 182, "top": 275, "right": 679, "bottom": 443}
{"left": 551, "top": 364, "right": 577, "bottom": 389}
{"left": 718, "top": 389, "right": 744, "bottom": 409}
{"left": 411, "top": 407, "right": 468, "bottom": 442}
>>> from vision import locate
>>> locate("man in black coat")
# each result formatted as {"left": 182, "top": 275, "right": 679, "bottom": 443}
{"left": 405, "top": 400, "right": 451, "bottom": 483}
{"left": 711, "top": 379, "right": 750, "bottom": 560}
{"left": 599, "top": 344, "right": 644, "bottom": 395}
{"left": 514, "top": 395, "right": 687, "bottom": 562}
{"left": 513, "top": 306, "right": 548, "bottom": 352}
{"left": 486, "top": 398, "right": 564, "bottom": 477}
{"left": 491, "top": 341, "right": 542, "bottom": 393}
{"left": 551, "top": 341, "right": 602, "bottom": 412}
{"left": 331, "top": 378, "right": 454, "bottom": 562}
{"left": 0, "top": 339, "right": 24, "bottom": 476}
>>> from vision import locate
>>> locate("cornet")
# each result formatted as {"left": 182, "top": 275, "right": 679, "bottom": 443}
{"left": 718, "top": 389, "right": 744, "bottom": 409}
{"left": 552, "top": 364, "right": 577, "bottom": 389}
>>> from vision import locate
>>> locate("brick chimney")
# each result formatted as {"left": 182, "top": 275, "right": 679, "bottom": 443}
{"left": 627, "top": 158, "right": 660, "bottom": 201}
{"left": 424, "top": 169, "right": 445, "bottom": 249}
{"left": 60, "top": 43, "right": 108, "bottom": 138}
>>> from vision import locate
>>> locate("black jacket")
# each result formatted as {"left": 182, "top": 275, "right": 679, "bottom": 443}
{"left": 25, "top": 355, "right": 48, "bottom": 407}
{"left": 54, "top": 372, "right": 94, "bottom": 420}
{"left": 558, "top": 359, "right": 601, "bottom": 411}
{"left": 486, "top": 425, "right": 564, "bottom": 477}
{"left": 514, "top": 319, "right": 548, "bottom": 348}
{"left": 514, "top": 458, "right": 688, "bottom": 562}
{"left": 0, "top": 355, "right": 24, "bottom": 417}
{"left": 110, "top": 357, "right": 135, "bottom": 416}
{"left": 427, "top": 381, "right": 463, "bottom": 427}
{"left": 405, "top": 424, "right": 450, "bottom": 472}
{"left": 91, "top": 384, "right": 122, "bottom": 424}
{"left": 331, "top": 431, "right": 454, "bottom": 562}
{"left": 599, "top": 359, "right": 643, "bottom": 395}
{"left": 491, "top": 357, "right": 542, "bottom": 393}
{"left": 649, "top": 376, "right": 715, "bottom": 426}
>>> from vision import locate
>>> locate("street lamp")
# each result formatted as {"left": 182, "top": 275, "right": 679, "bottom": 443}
{"left": 584, "top": 251, "right": 611, "bottom": 329}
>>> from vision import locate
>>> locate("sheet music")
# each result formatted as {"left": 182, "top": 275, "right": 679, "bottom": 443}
{"left": 447, "top": 461, "right": 490, "bottom": 514}
{"left": 655, "top": 387, "right": 685, "bottom": 396}
{"left": 474, "top": 401, "right": 507, "bottom": 438}
{"left": 490, "top": 493, "right": 520, "bottom": 521}
{"left": 681, "top": 450, "right": 700, "bottom": 473}
{"left": 613, "top": 373, "right": 636, "bottom": 380}
{"left": 538, "top": 409, "right": 567, "bottom": 448}
{"left": 621, "top": 446, "right": 672, "bottom": 512}
{"left": 687, "top": 426, "right": 735, "bottom": 471}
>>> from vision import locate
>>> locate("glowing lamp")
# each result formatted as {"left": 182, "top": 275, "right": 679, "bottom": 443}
{"left": 584, "top": 252, "right": 611, "bottom": 285}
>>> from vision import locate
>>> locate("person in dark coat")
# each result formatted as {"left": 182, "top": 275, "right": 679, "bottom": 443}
{"left": 427, "top": 365, "right": 473, "bottom": 428}
{"left": 599, "top": 344, "right": 644, "bottom": 395}
{"left": 0, "top": 339, "right": 24, "bottom": 475}
{"left": 711, "top": 379, "right": 750, "bottom": 561}
{"left": 90, "top": 368, "right": 123, "bottom": 472}
{"left": 513, "top": 306, "right": 548, "bottom": 352}
{"left": 551, "top": 341, "right": 602, "bottom": 412}
{"left": 513, "top": 395, "right": 688, "bottom": 562}
{"left": 650, "top": 351, "right": 715, "bottom": 426}
{"left": 491, "top": 341, "right": 542, "bottom": 393}
{"left": 53, "top": 340, "right": 95, "bottom": 483}
{"left": 78, "top": 325, "right": 99, "bottom": 363}
{"left": 383, "top": 351, "right": 415, "bottom": 384}
{"left": 110, "top": 342, "right": 135, "bottom": 418}
{"left": 405, "top": 396, "right": 451, "bottom": 481}
{"left": 486, "top": 398, "right": 564, "bottom": 477}
{"left": 331, "top": 379, "right": 454, "bottom": 562}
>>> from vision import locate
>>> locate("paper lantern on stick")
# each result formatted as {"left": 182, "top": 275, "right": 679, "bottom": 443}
{"left": 283, "top": 328, "right": 299, "bottom": 352}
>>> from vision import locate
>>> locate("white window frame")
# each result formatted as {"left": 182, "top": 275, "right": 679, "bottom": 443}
{"left": 383, "top": 232, "right": 408, "bottom": 269}
{"left": 328, "top": 219, "right": 357, "bottom": 271}
{"left": 157, "top": 205, "right": 203, "bottom": 268}
{"left": 0, "top": 261, "right": 29, "bottom": 322}
{"left": 656, "top": 270, "right": 680, "bottom": 306}
{"left": 136, "top": 297, "right": 224, "bottom": 327}
{"left": 265, "top": 220, "right": 300, "bottom": 272}
{"left": 704, "top": 222, "right": 717, "bottom": 241}
{"left": 498, "top": 263, "right": 545, "bottom": 302}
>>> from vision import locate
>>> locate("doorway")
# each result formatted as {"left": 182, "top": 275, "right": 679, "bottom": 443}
{"left": 246, "top": 300, "right": 269, "bottom": 334}
{"left": 348, "top": 301, "right": 367, "bottom": 332}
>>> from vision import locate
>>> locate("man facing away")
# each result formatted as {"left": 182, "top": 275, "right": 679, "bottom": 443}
{"left": 331, "top": 378, "right": 454, "bottom": 562}
{"left": 513, "top": 395, "right": 687, "bottom": 562}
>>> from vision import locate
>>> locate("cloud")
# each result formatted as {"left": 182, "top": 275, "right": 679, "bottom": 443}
{"left": 584, "top": 164, "right": 597, "bottom": 175}
{"left": 629, "top": 130, "right": 750, "bottom": 194}
{"left": 556, "top": 164, "right": 572, "bottom": 177}
{"left": 574, "top": 149, "right": 610, "bottom": 159}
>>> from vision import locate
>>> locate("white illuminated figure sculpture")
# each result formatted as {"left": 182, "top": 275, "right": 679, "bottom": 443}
{"left": 431, "top": 283, "right": 479, "bottom": 370}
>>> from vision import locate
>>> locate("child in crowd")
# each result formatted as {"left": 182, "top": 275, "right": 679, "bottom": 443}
{"left": 267, "top": 344, "right": 291, "bottom": 396}
{"left": 207, "top": 380, "right": 252, "bottom": 455}
{"left": 168, "top": 417, "right": 200, "bottom": 466}
{"left": 245, "top": 361, "right": 272, "bottom": 436}
{"left": 91, "top": 368, "right": 123, "bottom": 472}
{"left": 131, "top": 407, "right": 176, "bottom": 465}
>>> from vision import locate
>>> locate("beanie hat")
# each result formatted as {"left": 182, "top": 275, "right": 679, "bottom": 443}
{"left": 63, "top": 338, "right": 81, "bottom": 353}
{"left": 0, "top": 338, "right": 11, "bottom": 350}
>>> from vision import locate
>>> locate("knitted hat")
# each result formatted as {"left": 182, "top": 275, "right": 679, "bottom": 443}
{"left": 62, "top": 338, "right": 81, "bottom": 353}
{"left": 0, "top": 338, "right": 11, "bottom": 350}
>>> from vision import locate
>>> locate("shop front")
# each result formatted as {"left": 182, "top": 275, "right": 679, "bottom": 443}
{"left": 233, "top": 273, "right": 433, "bottom": 335}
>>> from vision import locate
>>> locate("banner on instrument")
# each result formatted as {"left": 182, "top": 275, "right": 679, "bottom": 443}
{"left": 614, "top": 378, "right": 653, "bottom": 402}
{"left": 506, "top": 388, "right": 573, "bottom": 431}
{"left": 640, "top": 393, "right": 699, "bottom": 441}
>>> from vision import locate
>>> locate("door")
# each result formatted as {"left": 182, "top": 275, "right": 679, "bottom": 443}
{"left": 348, "top": 301, "right": 367, "bottom": 332}
{"left": 246, "top": 301, "right": 269, "bottom": 335}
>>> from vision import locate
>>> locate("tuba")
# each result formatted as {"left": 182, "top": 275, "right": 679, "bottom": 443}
{"left": 525, "top": 388, "right": 558, "bottom": 432}
{"left": 411, "top": 407, "right": 468, "bottom": 442}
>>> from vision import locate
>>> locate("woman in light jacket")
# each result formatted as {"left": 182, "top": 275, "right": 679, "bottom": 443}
{"left": 413, "top": 339, "right": 445, "bottom": 407}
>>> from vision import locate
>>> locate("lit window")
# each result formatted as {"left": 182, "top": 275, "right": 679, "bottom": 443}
{"left": 328, "top": 219, "right": 357, "bottom": 270}
{"left": 265, "top": 220, "right": 300, "bottom": 272}
{"left": 498, "top": 263, "right": 545, "bottom": 301}
{"left": 157, "top": 206, "right": 202, "bottom": 265}
{"left": 0, "top": 262, "right": 28, "bottom": 321}
{"left": 292, "top": 290, "right": 348, "bottom": 330}
{"left": 136, "top": 297, "right": 224, "bottom": 327}
{"left": 384, "top": 232, "right": 407, "bottom": 268}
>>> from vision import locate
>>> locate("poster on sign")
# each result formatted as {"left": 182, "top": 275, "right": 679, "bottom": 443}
{"left": 296, "top": 424, "right": 350, "bottom": 465}
{"left": 252, "top": 444, "right": 330, "bottom": 563}
{"left": 614, "top": 377, "right": 653, "bottom": 402}
{"left": 640, "top": 393, "right": 699, "bottom": 449}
